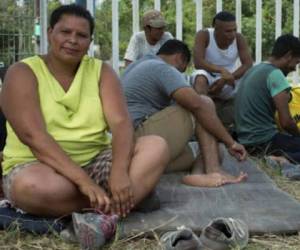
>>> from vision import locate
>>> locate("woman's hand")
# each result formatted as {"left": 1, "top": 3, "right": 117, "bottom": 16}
{"left": 109, "top": 169, "right": 134, "bottom": 217}
{"left": 78, "top": 179, "right": 111, "bottom": 213}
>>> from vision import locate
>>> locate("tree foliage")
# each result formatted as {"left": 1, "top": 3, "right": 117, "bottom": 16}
{"left": 0, "top": 0, "right": 34, "bottom": 65}
{"left": 95, "top": 0, "right": 299, "bottom": 62}
{"left": 0, "top": 0, "right": 298, "bottom": 65}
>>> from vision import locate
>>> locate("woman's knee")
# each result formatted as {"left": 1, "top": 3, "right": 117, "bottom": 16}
{"left": 11, "top": 170, "right": 76, "bottom": 204}
{"left": 13, "top": 174, "right": 47, "bottom": 200}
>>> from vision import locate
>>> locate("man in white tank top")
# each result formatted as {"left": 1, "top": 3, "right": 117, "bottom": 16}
{"left": 191, "top": 11, "right": 252, "bottom": 129}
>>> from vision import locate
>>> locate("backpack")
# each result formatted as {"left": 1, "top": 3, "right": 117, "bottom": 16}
{"left": 276, "top": 87, "right": 300, "bottom": 130}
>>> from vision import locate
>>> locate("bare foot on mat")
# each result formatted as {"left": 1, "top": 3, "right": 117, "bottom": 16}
{"left": 182, "top": 172, "right": 247, "bottom": 187}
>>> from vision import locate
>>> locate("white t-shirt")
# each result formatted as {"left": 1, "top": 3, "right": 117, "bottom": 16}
{"left": 124, "top": 31, "right": 173, "bottom": 62}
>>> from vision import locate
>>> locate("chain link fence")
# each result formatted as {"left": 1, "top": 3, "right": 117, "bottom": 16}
{"left": 0, "top": 0, "right": 35, "bottom": 69}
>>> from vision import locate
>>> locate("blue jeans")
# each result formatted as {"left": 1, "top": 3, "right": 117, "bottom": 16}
{"left": 268, "top": 133, "right": 300, "bottom": 163}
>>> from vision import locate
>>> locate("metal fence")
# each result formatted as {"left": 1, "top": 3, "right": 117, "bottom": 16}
{"left": 0, "top": 0, "right": 35, "bottom": 68}
{"left": 0, "top": 0, "right": 299, "bottom": 83}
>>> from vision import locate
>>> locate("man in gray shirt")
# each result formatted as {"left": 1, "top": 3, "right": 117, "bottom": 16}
{"left": 122, "top": 39, "right": 247, "bottom": 187}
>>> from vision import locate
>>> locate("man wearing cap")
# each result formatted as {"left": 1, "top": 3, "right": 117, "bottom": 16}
{"left": 191, "top": 11, "right": 252, "bottom": 129}
{"left": 124, "top": 9, "right": 173, "bottom": 67}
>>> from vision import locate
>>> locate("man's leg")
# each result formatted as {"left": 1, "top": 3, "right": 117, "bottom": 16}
{"left": 135, "top": 106, "right": 195, "bottom": 171}
{"left": 196, "top": 123, "right": 221, "bottom": 173}
{"left": 268, "top": 133, "right": 300, "bottom": 163}
{"left": 214, "top": 98, "right": 235, "bottom": 130}
{"left": 135, "top": 105, "right": 246, "bottom": 187}
{"left": 194, "top": 75, "right": 209, "bottom": 95}
{"left": 164, "top": 144, "right": 196, "bottom": 173}
{"left": 182, "top": 122, "right": 247, "bottom": 187}
{"left": 194, "top": 74, "right": 235, "bottom": 130}
{"left": 181, "top": 97, "right": 247, "bottom": 187}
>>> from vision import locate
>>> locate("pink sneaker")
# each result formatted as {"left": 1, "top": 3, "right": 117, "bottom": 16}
{"left": 72, "top": 210, "right": 118, "bottom": 250}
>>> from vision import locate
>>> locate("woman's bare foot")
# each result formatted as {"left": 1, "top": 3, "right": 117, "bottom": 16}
{"left": 182, "top": 172, "right": 247, "bottom": 188}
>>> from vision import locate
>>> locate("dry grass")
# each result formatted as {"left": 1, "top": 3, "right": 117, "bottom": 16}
{"left": 1, "top": 158, "right": 300, "bottom": 249}
{"left": 243, "top": 157, "right": 300, "bottom": 250}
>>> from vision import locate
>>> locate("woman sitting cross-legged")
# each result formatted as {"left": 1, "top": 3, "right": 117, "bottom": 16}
{"left": 0, "top": 4, "right": 169, "bottom": 248}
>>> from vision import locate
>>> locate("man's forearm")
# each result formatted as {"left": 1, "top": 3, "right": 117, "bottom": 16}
{"left": 208, "top": 78, "right": 226, "bottom": 95}
{"left": 193, "top": 108, "right": 235, "bottom": 147}
{"left": 195, "top": 60, "right": 223, "bottom": 74}
{"left": 232, "top": 64, "right": 251, "bottom": 80}
{"left": 285, "top": 122, "right": 300, "bottom": 136}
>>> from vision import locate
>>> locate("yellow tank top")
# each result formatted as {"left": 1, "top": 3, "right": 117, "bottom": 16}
{"left": 2, "top": 55, "right": 111, "bottom": 175}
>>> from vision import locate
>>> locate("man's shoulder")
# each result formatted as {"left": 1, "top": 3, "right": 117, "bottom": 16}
{"left": 195, "top": 29, "right": 210, "bottom": 45}
{"left": 242, "top": 63, "right": 267, "bottom": 79}
{"left": 255, "top": 62, "right": 278, "bottom": 72}
{"left": 132, "top": 31, "right": 146, "bottom": 41}
{"left": 235, "top": 33, "right": 253, "bottom": 55}
{"left": 249, "top": 63, "right": 287, "bottom": 88}
{"left": 140, "top": 58, "right": 180, "bottom": 76}
{"left": 136, "top": 55, "right": 161, "bottom": 66}
{"left": 235, "top": 33, "right": 247, "bottom": 44}
{"left": 162, "top": 32, "right": 173, "bottom": 39}
{"left": 196, "top": 28, "right": 210, "bottom": 36}
{"left": 122, "top": 56, "right": 162, "bottom": 78}
{"left": 266, "top": 65, "right": 286, "bottom": 81}
{"left": 141, "top": 57, "right": 168, "bottom": 69}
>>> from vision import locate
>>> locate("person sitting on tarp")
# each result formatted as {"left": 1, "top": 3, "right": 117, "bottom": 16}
{"left": 124, "top": 9, "right": 173, "bottom": 67}
{"left": 235, "top": 34, "right": 300, "bottom": 163}
{"left": 0, "top": 4, "right": 169, "bottom": 223}
{"left": 191, "top": 11, "right": 252, "bottom": 130}
{"left": 122, "top": 39, "right": 247, "bottom": 188}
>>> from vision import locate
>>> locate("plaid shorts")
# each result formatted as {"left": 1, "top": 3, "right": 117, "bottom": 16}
{"left": 82, "top": 148, "right": 112, "bottom": 193}
{"left": 2, "top": 149, "right": 112, "bottom": 201}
